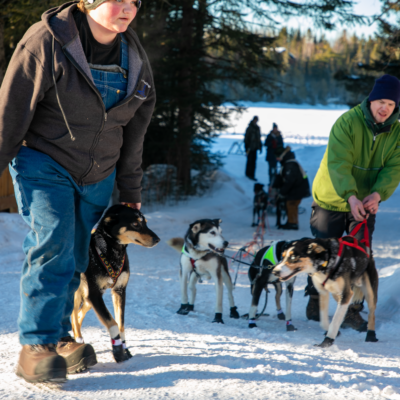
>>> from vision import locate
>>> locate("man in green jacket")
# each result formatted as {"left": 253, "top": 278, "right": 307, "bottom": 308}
{"left": 306, "top": 74, "right": 400, "bottom": 329}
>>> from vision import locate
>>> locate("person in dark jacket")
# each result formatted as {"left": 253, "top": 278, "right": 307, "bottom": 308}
{"left": 265, "top": 123, "right": 284, "bottom": 186}
{"left": 244, "top": 116, "right": 262, "bottom": 180}
{"left": 0, "top": 0, "right": 153, "bottom": 383}
{"left": 273, "top": 146, "right": 310, "bottom": 230}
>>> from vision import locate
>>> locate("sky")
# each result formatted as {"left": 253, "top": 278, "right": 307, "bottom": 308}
{"left": 286, "top": 0, "right": 382, "bottom": 40}
{"left": 262, "top": 0, "right": 383, "bottom": 41}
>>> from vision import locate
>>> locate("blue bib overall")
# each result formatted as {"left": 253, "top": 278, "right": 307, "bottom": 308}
{"left": 89, "top": 33, "right": 129, "bottom": 111}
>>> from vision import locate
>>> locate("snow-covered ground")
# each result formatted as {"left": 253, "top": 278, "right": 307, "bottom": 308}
{"left": 1, "top": 110, "right": 400, "bottom": 399}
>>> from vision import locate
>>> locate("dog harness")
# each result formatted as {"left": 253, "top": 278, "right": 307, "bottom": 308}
{"left": 262, "top": 241, "right": 279, "bottom": 267}
{"left": 182, "top": 245, "right": 206, "bottom": 283}
{"left": 322, "top": 219, "right": 370, "bottom": 287}
{"left": 94, "top": 245, "right": 126, "bottom": 288}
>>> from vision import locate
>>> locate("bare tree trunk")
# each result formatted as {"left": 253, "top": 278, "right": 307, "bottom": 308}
{"left": 0, "top": 17, "right": 5, "bottom": 84}
{"left": 175, "top": 0, "right": 195, "bottom": 191}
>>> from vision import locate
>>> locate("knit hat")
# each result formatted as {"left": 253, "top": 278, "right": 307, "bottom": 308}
{"left": 83, "top": 0, "right": 108, "bottom": 11}
{"left": 83, "top": 0, "right": 141, "bottom": 11}
{"left": 368, "top": 74, "right": 400, "bottom": 106}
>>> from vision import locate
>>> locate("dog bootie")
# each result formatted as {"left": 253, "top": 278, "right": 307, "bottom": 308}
{"left": 365, "top": 330, "right": 378, "bottom": 342}
{"left": 230, "top": 306, "right": 240, "bottom": 319}
{"left": 212, "top": 313, "right": 224, "bottom": 324}
{"left": 248, "top": 319, "right": 257, "bottom": 328}
{"left": 277, "top": 309, "right": 285, "bottom": 320}
{"left": 341, "top": 304, "right": 368, "bottom": 332}
{"left": 286, "top": 321, "right": 297, "bottom": 332}
{"left": 122, "top": 341, "right": 133, "bottom": 359}
{"left": 315, "top": 337, "right": 334, "bottom": 348}
{"left": 177, "top": 304, "right": 191, "bottom": 315}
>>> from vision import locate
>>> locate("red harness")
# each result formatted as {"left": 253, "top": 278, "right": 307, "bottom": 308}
{"left": 322, "top": 219, "right": 370, "bottom": 287}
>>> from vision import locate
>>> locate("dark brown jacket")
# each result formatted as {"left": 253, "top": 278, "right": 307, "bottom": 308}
{"left": 0, "top": 2, "right": 155, "bottom": 203}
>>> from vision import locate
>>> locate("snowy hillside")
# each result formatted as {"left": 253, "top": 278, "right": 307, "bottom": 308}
{"left": 1, "top": 135, "right": 400, "bottom": 399}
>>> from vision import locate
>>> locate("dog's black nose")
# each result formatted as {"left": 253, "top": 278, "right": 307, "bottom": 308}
{"left": 223, "top": 241, "right": 229, "bottom": 248}
{"left": 153, "top": 236, "right": 160, "bottom": 244}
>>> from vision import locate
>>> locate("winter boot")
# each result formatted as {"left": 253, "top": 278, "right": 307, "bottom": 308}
{"left": 16, "top": 344, "right": 67, "bottom": 383}
{"left": 341, "top": 304, "right": 368, "bottom": 332}
{"left": 306, "top": 295, "right": 320, "bottom": 321}
{"left": 56, "top": 336, "right": 97, "bottom": 374}
{"left": 279, "top": 223, "right": 299, "bottom": 230}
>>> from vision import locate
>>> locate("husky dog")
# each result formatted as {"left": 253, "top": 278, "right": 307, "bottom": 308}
{"left": 72, "top": 205, "right": 160, "bottom": 363}
{"left": 252, "top": 183, "right": 268, "bottom": 227}
{"left": 248, "top": 241, "right": 297, "bottom": 331}
{"left": 167, "top": 219, "right": 240, "bottom": 324}
{"left": 273, "top": 237, "right": 379, "bottom": 347}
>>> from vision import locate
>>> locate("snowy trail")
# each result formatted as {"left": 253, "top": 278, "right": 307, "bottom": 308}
{"left": 1, "top": 137, "right": 400, "bottom": 399}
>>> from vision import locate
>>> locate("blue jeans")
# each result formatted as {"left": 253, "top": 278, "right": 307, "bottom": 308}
{"left": 10, "top": 147, "right": 115, "bottom": 345}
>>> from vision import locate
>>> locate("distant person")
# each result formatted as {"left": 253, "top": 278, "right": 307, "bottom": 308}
{"left": 306, "top": 74, "right": 400, "bottom": 331}
{"left": 273, "top": 146, "right": 310, "bottom": 230}
{"left": 265, "top": 123, "right": 284, "bottom": 186}
{"left": 244, "top": 116, "right": 262, "bottom": 181}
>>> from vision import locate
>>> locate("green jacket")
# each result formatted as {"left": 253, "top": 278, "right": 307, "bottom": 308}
{"left": 313, "top": 98, "right": 400, "bottom": 212}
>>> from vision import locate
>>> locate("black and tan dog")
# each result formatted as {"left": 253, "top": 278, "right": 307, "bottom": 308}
{"left": 248, "top": 241, "right": 297, "bottom": 331}
{"left": 273, "top": 237, "right": 379, "bottom": 347}
{"left": 72, "top": 205, "right": 160, "bottom": 362}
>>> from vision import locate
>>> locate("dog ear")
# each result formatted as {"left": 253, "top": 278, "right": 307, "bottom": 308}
{"left": 213, "top": 219, "right": 222, "bottom": 226}
{"left": 307, "top": 243, "right": 325, "bottom": 254}
{"left": 191, "top": 223, "right": 201, "bottom": 234}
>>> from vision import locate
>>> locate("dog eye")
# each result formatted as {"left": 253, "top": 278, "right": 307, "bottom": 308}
{"left": 290, "top": 255, "right": 298, "bottom": 262}
{"left": 210, "top": 231, "right": 216, "bottom": 235}
{"left": 132, "top": 222, "right": 138, "bottom": 227}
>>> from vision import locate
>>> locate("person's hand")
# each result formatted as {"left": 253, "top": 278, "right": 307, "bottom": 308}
{"left": 348, "top": 195, "right": 366, "bottom": 221}
{"left": 362, "top": 192, "right": 381, "bottom": 215}
{"left": 121, "top": 202, "right": 141, "bottom": 210}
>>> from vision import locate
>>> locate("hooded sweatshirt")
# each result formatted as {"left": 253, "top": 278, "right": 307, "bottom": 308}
{"left": 0, "top": 2, "right": 155, "bottom": 203}
{"left": 312, "top": 98, "right": 400, "bottom": 212}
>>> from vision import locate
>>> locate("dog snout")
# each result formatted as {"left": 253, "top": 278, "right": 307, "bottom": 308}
{"left": 153, "top": 236, "right": 161, "bottom": 245}
{"left": 223, "top": 241, "right": 229, "bottom": 248}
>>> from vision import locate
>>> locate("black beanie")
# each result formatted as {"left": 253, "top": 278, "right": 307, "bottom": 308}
{"left": 368, "top": 74, "right": 400, "bottom": 106}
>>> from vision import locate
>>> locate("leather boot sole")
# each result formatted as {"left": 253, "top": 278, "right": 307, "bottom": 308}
{"left": 16, "top": 364, "right": 67, "bottom": 383}
{"left": 67, "top": 353, "right": 97, "bottom": 374}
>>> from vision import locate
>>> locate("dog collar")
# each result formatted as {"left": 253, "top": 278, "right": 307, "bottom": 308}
{"left": 94, "top": 245, "right": 125, "bottom": 288}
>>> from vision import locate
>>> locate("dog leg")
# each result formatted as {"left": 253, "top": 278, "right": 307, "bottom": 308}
{"left": 221, "top": 267, "right": 239, "bottom": 319}
{"left": 361, "top": 273, "right": 378, "bottom": 342}
{"left": 273, "top": 282, "right": 285, "bottom": 320}
{"left": 111, "top": 288, "right": 132, "bottom": 360}
{"left": 188, "top": 271, "right": 198, "bottom": 311}
{"left": 177, "top": 265, "right": 191, "bottom": 315}
{"left": 326, "top": 294, "right": 352, "bottom": 340}
{"left": 285, "top": 278, "right": 297, "bottom": 332}
{"left": 210, "top": 269, "right": 224, "bottom": 323}
{"left": 318, "top": 290, "right": 330, "bottom": 332}
{"left": 248, "top": 283, "right": 264, "bottom": 328}
{"left": 71, "top": 288, "right": 84, "bottom": 342}
{"left": 88, "top": 290, "right": 125, "bottom": 363}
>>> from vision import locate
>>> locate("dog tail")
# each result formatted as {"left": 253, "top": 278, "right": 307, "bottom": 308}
{"left": 166, "top": 237, "right": 184, "bottom": 253}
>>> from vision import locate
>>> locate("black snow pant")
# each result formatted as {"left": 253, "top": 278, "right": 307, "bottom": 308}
{"left": 305, "top": 203, "right": 376, "bottom": 296}
{"left": 246, "top": 150, "right": 257, "bottom": 179}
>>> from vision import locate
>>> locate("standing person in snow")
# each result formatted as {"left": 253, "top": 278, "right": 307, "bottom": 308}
{"left": 0, "top": 0, "right": 154, "bottom": 383}
{"left": 305, "top": 74, "right": 400, "bottom": 330}
{"left": 244, "top": 116, "right": 262, "bottom": 181}
{"left": 265, "top": 123, "right": 284, "bottom": 186}
{"left": 273, "top": 146, "right": 310, "bottom": 230}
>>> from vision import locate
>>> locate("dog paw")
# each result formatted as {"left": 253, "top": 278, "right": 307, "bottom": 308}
{"left": 112, "top": 344, "right": 129, "bottom": 363}
{"left": 177, "top": 304, "right": 190, "bottom": 315}
{"left": 212, "top": 313, "right": 224, "bottom": 324}
{"left": 230, "top": 306, "right": 240, "bottom": 319}
{"left": 314, "top": 337, "right": 334, "bottom": 348}
{"left": 277, "top": 311, "right": 285, "bottom": 320}
{"left": 248, "top": 321, "right": 257, "bottom": 328}
{"left": 365, "top": 330, "right": 378, "bottom": 342}
{"left": 124, "top": 348, "right": 133, "bottom": 359}
{"left": 286, "top": 324, "right": 297, "bottom": 332}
